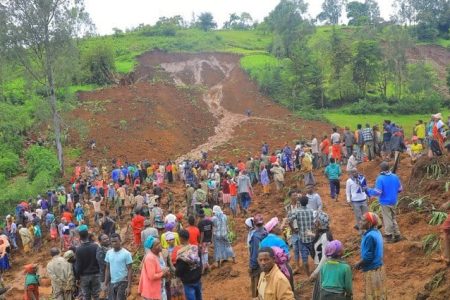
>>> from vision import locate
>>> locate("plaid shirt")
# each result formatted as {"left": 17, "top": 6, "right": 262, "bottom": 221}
{"left": 361, "top": 128, "right": 374, "bottom": 142}
{"left": 288, "top": 206, "right": 315, "bottom": 243}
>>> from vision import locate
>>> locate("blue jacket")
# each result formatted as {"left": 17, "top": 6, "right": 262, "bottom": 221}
{"left": 325, "top": 163, "right": 341, "bottom": 180}
{"left": 249, "top": 227, "right": 267, "bottom": 270}
{"left": 368, "top": 172, "right": 402, "bottom": 206}
{"left": 360, "top": 228, "right": 383, "bottom": 272}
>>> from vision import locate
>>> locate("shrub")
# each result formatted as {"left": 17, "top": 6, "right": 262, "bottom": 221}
{"left": 81, "top": 43, "right": 116, "bottom": 85}
{"left": 0, "top": 146, "right": 20, "bottom": 178}
{"left": 25, "top": 146, "right": 60, "bottom": 181}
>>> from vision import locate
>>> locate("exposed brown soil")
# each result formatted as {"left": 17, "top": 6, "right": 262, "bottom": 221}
{"left": 5, "top": 51, "right": 450, "bottom": 300}
{"left": 406, "top": 44, "right": 450, "bottom": 98}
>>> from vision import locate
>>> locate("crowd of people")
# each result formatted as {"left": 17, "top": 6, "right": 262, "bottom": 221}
{"left": 0, "top": 113, "right": 449, "bottom": 300}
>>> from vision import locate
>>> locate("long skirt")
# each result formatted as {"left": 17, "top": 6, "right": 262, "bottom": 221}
{"left": 364, "top": 267, "right": 387, "bottom": 300}
{"left": 213, "top": 235, "right": 234, "bottom": 261}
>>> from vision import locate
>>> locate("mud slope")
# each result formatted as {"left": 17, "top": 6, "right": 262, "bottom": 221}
{"left": 72, "top": 51, "right": 330, "bottom": 164}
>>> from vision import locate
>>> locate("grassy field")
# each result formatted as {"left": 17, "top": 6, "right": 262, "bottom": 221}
{"left": 80, "top": 29, "right": 272, "bottom": 74}
{"left": 324, "top": 110, "right": 450, "bottom": 138}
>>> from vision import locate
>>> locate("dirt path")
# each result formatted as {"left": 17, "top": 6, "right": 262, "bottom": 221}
{"left": 160, "top": 56, "right": 282, "bottom": 162}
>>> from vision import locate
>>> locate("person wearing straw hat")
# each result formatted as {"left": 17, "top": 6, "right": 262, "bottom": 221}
{"left": 355, "top": 212, "right": 386, "bottom": 300}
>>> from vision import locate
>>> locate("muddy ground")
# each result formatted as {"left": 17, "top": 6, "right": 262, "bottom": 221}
{"left": 4, "top": 51, "right": 450, "bottom": 299}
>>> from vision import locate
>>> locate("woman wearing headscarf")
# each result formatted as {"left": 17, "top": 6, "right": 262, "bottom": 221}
{"left": 319, "top": 240, "right": 352, "bottom": 300}
{"left": 175, "top": 230, "right": 202, "bottom": 299}
{"left": 355, "top": 212, "right": 386, "bottom": 300}
{"left": 211, "top": 206, "right": 235, "bottom": 268}
{"left": 139, "top": 236, "right": 170, "bottom": 300}
{"left": 310, "top": 211, "right": 334, "bottom": 300}
{"left": 162, "top": 232, "right": 184, "bottom": 300}
{"left": 161, "top": 223, "right": 180, "bottom": 249}
{"left": 0, "top": 235, "right": 10, "bottom": 273}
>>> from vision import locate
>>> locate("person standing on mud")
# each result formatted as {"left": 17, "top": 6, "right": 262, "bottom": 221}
{"left": 288, "top": 196, "right": 315, "bottom": 276}
{"left": 237, "top": 170, "right": 253, "bottom": 216}
{"left": 368, "top": 162, "right": 403, "bottom": 243}
{"left": 104, "top": 233, "right": 133, "bottom": 300}
{"left": 346, "top": 169, "right": 369, "bottom": 234}
{"left": 75, "top": 227, "right": 100, "bottom": 300}
{"left": 355, "top": 212, "right": 387, "bottom": 299}
{"left": 248, "top": 214, "right": 267, "bottom": 299}
{"left": 47, "top": 248, "right": 75, "bottom": 300}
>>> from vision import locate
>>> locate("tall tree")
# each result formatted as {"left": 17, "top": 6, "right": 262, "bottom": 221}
{"left": 317, "top": 0, "right": 344, "bottom": 25}
{"left": 392, "top": 0, "right": 416, "bottom": 25}
{"left": 265, "top": 0, "right": 310, "bottom": 57}
{"left": 330, "top": 28, "right": 352, "bottom": 101}
{"left": 1, "top": 0, "right": 92, "bottom": 174}
{"left": 196, "top": 12, "right": 217, "bottom": 31}
{"left": 352, "top": 40, "right": 382, "bottom": 97}
{"left": 346, "top": 0, "right": 380, "bottom": 26}
{"left": 383, "top": 26, "right": 411, "bottom": 99}
{"left": 223, "top": 12, "right": 253, "bottom": 30}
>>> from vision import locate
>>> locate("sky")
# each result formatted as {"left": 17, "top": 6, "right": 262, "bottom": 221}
{"left": 85, "top": 0, "right": 395, "bottom": 35}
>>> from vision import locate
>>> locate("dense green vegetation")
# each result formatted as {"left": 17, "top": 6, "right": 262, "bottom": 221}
{"left": 0, "top": 0, "right": 449, "bottom": 207}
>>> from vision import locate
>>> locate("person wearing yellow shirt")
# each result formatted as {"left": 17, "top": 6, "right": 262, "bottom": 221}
{"left": 414, "top": 120, "right": 426, "bottom": 144}
{"left": 410, "top": 136, "right": 423, "bottom": 163}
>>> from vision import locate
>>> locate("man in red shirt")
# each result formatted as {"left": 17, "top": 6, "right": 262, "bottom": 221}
{"left": 186, "top": 216, "right": 200, "bottom": 246}
{"left": 62, "top": 208, "right": 73, "bottom": 223}
{"left": 131, "top": 211, "right": 145, "bottom": 246}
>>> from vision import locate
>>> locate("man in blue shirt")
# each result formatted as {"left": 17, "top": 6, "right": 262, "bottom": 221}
{"left": 368, "top": 162, "right": 403, "bottom": 243}
{"left": 355, "top": 212, "right": 387, "bottom": 299}
{"left": 104, "top": 233, "right": 133, "bottom": 299}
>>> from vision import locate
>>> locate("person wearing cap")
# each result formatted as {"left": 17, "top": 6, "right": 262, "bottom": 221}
{"left": 355, "top": 212, "right": 386, "bottom": 299}
{"left": 248, "top": 214, "right": 267, "bottom": 299}
{"left": 270, "top": 162, "right": 285, "bottom": 191}
{"left": 141, "top": 220, "right": 158, "bottom": 253}
{"left": 23, "top": 264, "right": 39, "bottom": 300}
{"left": 410, "top": 136, "right": 423, "bottom": 163}
{"left": 319, "top": 240, "right": 352, "bottom": 300}
{"left": 211, "top": 206, "right": 235, "bottom": 268}
{"left": 139, "top": 236, "right": 169, "bottom": 300}
{"left": 47, "top": 248, "right": 75, "bottom": 300}
{"left": 256, "top": 247, "right": 295, "bottom": 300}
{"left": 367, "top": 162, "right": 402, "bottom": 243}
{"left": 345, "top": 169, "right": 369, "bottom": 234}
{"left": 288, "top": 196, "right": 315, "bottom": 276}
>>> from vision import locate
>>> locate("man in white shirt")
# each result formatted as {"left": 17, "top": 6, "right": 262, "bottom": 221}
{"left": 346, "top": 150, "right": 359, "bottom": 172}
{"left": 311, "top": 135, "right": 319, "bottom": 169}
{"left": 345, "top": 169, "right": 369, "bottom": 234}
{"left": 306, "top": 185, "right": 322, "bottom": 212}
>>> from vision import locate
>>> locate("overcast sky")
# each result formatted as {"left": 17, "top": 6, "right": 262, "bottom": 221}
{"left": 85, "top": 0, "right": 395, "bottom": 35}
